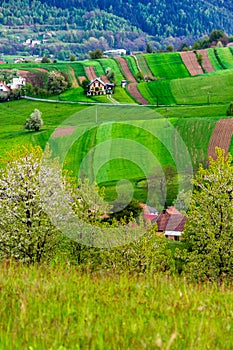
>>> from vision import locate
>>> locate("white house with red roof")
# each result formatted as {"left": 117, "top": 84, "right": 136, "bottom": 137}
{"left": 0, "top": 81, "right": 10, "bottom": 93}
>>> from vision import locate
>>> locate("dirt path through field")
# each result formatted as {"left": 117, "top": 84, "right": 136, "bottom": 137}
{"left": 180, "top": 51, "right": 203, "bottom": 76}
{"left": 208, "top": 118, "right": 233, "bottom": 159}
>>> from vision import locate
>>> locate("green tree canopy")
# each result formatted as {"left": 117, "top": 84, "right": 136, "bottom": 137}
{"left": 47, "top": 71, "right": 68, "bottom": 94}
{"left": 182, "top": 148, "right": 233, "bottom": 281}
{"left": 24, "top": 108, "right": 43, "bottom": 132}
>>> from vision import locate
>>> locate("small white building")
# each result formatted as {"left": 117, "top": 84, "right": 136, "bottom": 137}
{"left": 104, "top": 49, "right": 127, "bottom": 57}
{"left": 8, "top": 77, "right": 26, "bottom": 90}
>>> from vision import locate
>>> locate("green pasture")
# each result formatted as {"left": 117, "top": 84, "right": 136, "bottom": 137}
{"left": 144, "top": 52, "right": 190, "bottom": 80}
{"left": 80, "top": 60, "right": 105, "bottom": 77}
{"left": 124, "top": 56, "right": 139, "bottom": 77}
{"left": 207, "top": 48, "right": 224, "bottom": 71}
{"left": 1, "top": 264, "right": 233, "bottom": 350}
{"left": 138, "top": 80, "right": 175, "bottom": 105}
{"left": 0, "top": 99, "right": 86, "bottom": 156}
{"left": 172, "top": 117, "right": 219, "bottom": 168}
{"left": 71, "top": 62, "right": 87, "bottom": 83}
{"left": 136, "top": 54, "right": 154, "bottom": 78}
{"left": 97, "top": 58, "right": 125, "bottom": 84}
{"left": 62, "top": 110, "right": 191, "bottom": 204}
{"left": 214, "top": 47, "right": 233, "bottom": 69}
{"left": 171, "top": 69, "right": 233, "bottom": 105}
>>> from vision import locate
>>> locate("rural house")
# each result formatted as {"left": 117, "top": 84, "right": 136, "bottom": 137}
{"left": 0, "top": 81, "right": 10, "bottom": 93}
{"left": 156, "top": 206, "right": 186, "bottom": 241}
{"left": 87, "top": 77, "right": 114, "bottom": 96}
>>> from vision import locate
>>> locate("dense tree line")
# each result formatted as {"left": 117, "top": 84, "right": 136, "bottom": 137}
{"left": 1, "top": 0, "right": 233, "bottom": 38}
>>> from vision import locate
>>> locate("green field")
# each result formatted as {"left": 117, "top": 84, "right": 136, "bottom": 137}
{"left": 125, "top": 56, "right": 140, "bottom": 77}
{"left": 171, "top": 69, "right": 233, "bottom": 105}
{"left": 144, "top": 52, "right": 190, "bottom": 80}
{"left": 136, "top": 54, "right": 154, "bottom": 78}
{"left": 1, "top": 49, "right": 233, "bottom": 204}
{"left": 80, "top": 60, "right": 105, "bottom": 76}
{"left": 1, "top": 263, "right": 233, "bottom": 350}
{"left": 214, "top": 47, "right": 233, "bottom": 69}
{"left": 207, "top": 48, "right": 224, "bottom": 71}
{"left": 0, "top": 100, "right": 86, "bottom": 156}
{"left": 138, "top": 80, "right": 176, "bottom": 105}
{"left": 97, "top": 58, "right": 125, "bottom": 84}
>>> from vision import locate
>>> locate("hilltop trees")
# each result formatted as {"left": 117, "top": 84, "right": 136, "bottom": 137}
{"left": 182, "top": 148, "right": 233, "bottom": 281}
{"left": 89, "top": 49, "right": 103, "bottom": 59}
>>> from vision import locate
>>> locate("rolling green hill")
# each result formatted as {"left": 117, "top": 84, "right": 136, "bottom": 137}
{"left": 1, "top": 48, "right": 233, "bottom": 205}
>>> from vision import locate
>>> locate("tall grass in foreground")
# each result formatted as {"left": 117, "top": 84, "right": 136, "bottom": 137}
{"left": 1, "top": 262, "right": 233, "bottom": 350}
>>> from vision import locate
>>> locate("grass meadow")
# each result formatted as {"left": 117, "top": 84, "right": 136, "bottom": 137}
{"left": 171, "top": 69, "right": 233, "bottom": 105}
{"left": 125, "top": 56, "right": 140, "bottom": 77}
{"left": 138, "top": 80, "right": 175, "bottom": 105}
{"left": 207, "top": 48, "right": 224, "bottom": 71}
{"left": 1, "top": 263, "right": 233, "bottom": 350}
{"left": 136, "top": 54, "right": 154, "bottom": 78}
{"left": 214, "top": 47, "right": 233, "bottom": 69}
{"left": 144, "top": 52, "right": 190, "bottom": 80}
{"left": 97, "top": 58, "right": 125, "bottom": 85}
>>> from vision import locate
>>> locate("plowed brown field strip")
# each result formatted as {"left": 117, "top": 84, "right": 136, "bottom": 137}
{"left": 180, "top": 51, "right": 203, "bottom": 76}
{"left": 116, "top": 57, "right": 148, "bottom": 104}
{"left": 100, "top": 75, "right": 110, "bottom": 84}
{"left": 127, "top": 83, "right": 149, "bottom": 105}
{"left": 85, "top": 66, "right": 96, "bottom": 81}
{"left": 208, "top": 118, "right": 233, "bottom": 159}
{"left": 198, "top": 50, "right": 215, "bottom": 73}
{"left": 116, "top": 57, "right": 137, "bottom": 82}
{"left": 52, "top": 126, "right": 76, "bottom": 138}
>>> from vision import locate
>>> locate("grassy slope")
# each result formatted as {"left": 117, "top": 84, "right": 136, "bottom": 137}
{"left": 172, "top": 117, "right": 219, "bottom": 168}
{"left": 80, "top": 59, "right": 105, "bottom": 76}
{"left": 125, "top": 56, "right": 139, "bottom": 77}
{"left": 171, "top": 70, "right": 233, "bottom": 105}
{"left": 136, "top": 54, "right": 154, "bottom": 78}
{"left": 215, "top": 47, "right": 233, "bottom": 69}
{"left": 207, "top": 48, "right": 224, "bottom": 71}
{"left": 138, "top": 80, "right": 176, "bottom": 105}
{"left": 1, "top": 264, "right": 233, "bottom": 350}
{"left": 0, "top": 100, "right": 86, "bottom": 156}
{"left": 144, "top": 52, "right": 190, "bottom": 80}
{"left": 97, "top": 58, "right": 125, "bottom": 85}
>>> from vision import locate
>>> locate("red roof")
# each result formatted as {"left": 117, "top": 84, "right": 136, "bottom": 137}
{"left": 156, "top": 206, "right": 186, "bottom": 232}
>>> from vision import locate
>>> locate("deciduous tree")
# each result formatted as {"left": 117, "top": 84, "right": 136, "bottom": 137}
{"left": 24, "top": 109, "right": 43, "bottom": 132}
{"left": 182, "top": 148, "right": 233, "bottom": 281}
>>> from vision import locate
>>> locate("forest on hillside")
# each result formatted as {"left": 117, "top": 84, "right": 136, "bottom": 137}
{"left": 0, "top": 0, "right": 233, "bottom": 59}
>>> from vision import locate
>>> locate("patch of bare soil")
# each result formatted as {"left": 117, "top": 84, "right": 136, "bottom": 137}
{"left": 180, "top": 51, "right": 203, "bottom": 76}
{"left": 208, "top": 118, "right": 233, "bottom": 159}
{"left": 52, "top": 126, "right": 76, "bottom": 138}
